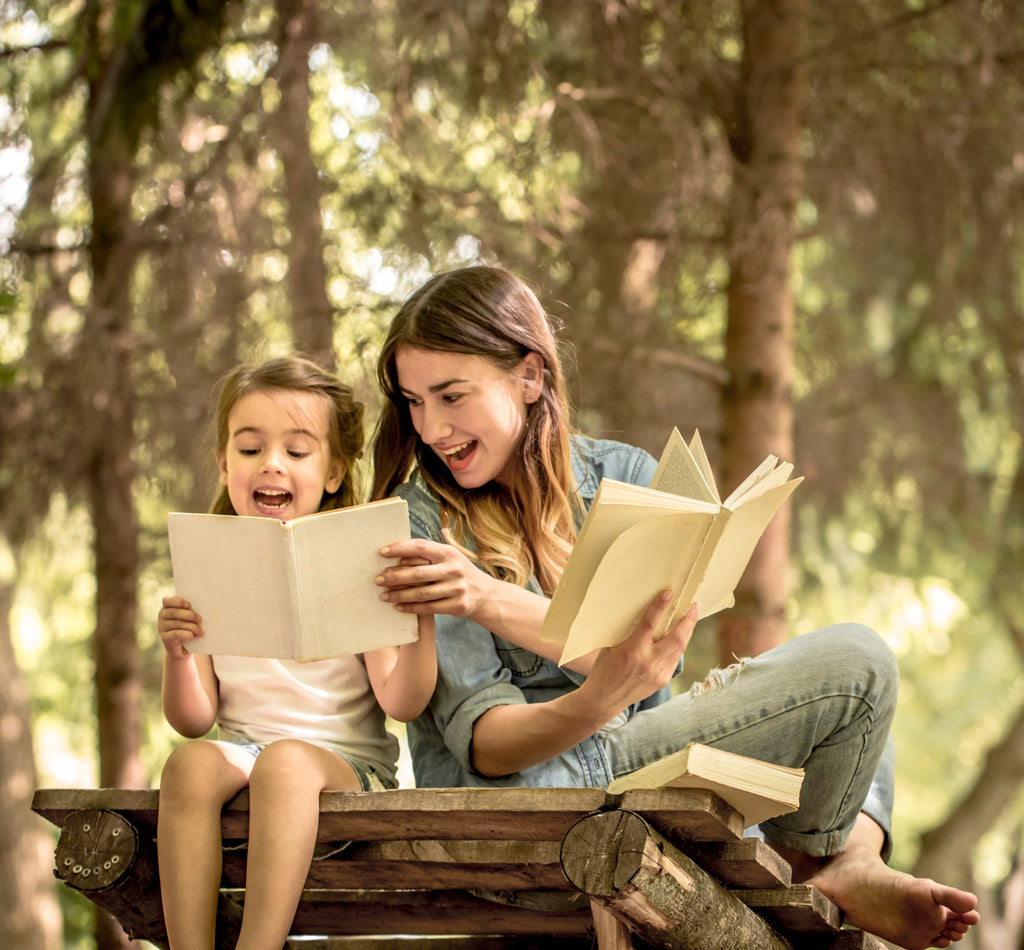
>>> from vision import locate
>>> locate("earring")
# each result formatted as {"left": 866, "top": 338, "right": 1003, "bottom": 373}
{"left": 525, "top": 391, "right": 535, "bottom": 402}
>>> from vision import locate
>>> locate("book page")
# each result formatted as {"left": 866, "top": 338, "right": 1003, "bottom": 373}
{"left": 694, "top": 479, "right": 802, "bottom": 616}
{"left": 650, "top": 427, "right": 719, "bottom": 504}
{"left": 169, "top": 514, "right": 297, "bottom": 658}
{"left": 542, "top": 481, "right": 717, "bottom": 645}
{"left": 557, "top": 510, "right": 716, "bottom": 665}
{"left": 292, "top": 499, "right": 419, "bottom": 659}
{"left": 723, "top": 456, "right": 794, "bottom": 508}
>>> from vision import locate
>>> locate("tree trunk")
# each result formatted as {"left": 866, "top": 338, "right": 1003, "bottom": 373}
{"left": 718, "top": 0, "right": 808, "bottom": 663}
{"left": 84, "top": 4, "right": 146, "bottom": 946}
{"left": 274, "top": 0, "right": 336, "bottom": 369}
{"left": 0, "top": 577, "right": 63, "bottom": 950}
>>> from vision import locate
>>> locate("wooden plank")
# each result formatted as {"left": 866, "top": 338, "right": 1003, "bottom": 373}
{"left": 737, "top": 885, "right": 841, "bottom": 934}
{"left": 686, "top": 838, "right": 792, "bottom": 889}
{"left": 261, "top": 889, "right": 595, "bottom": 937}
{"left": 221, "top": 839, "right": 573, "bottom": 891}
{"left": 561, "top": 809, "right": 792, "bottom": 950}
{"left": 32, "top": 787, "right": 609, "bottom": 842}
{"left": 283, "top": 939, "right": 596, "bottom": 950}
{"left": 616, "top": 787, "right": 746, "bottom": 842}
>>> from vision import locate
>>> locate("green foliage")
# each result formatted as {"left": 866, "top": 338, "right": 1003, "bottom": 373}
{"left": 4, "top": 6, "right": 1024, "bottom": 941}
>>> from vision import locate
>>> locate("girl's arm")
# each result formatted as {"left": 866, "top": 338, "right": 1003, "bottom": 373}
{"left": 376, "top": 539, "right": 598, "bottom": 674}
{"left": 363, "top": 614, "right": 437, "bottom": 722}
{"left": 158, "top": 595, "right": 219, "bottom": 737}
{"left": 469, "top": 595, "right": 697, "bottom": 777}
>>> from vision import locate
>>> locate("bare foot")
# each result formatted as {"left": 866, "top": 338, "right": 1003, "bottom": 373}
{"left": 806, "top": 842, "right": 980, "bottom": 949}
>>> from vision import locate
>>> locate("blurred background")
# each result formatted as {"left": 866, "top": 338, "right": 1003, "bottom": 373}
{"left": 2, "top": 1, "right": 1023, "bottom": 947}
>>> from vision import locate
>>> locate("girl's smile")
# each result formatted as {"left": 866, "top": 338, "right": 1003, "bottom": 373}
{"left": 217, "top": 389, "right": 343, "bottom": 520}
{"left": 395, "top": 347, "right": 541, "bottom": 490}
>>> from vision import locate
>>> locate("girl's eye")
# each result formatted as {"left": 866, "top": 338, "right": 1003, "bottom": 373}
{"left": 288, "top": 450, "right": 310, "bottom": 459}
{"left": 238, "top": 448, "right": 260, "bottom": 457}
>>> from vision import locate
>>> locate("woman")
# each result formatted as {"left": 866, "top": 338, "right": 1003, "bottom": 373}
{"left": 372, "top": 265, "right": 978, "bottom": 949}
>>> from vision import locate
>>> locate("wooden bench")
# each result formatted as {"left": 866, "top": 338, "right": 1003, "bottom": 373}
{"left": 32, "top": 786, "right": 886, "bottom": 950}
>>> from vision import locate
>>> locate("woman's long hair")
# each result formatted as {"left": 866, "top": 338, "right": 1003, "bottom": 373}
{"left": 371, "top": 266, "right": 578, "bottom": 593}
{"left": 208, "top": 356, "right": 364, "bottom": 514}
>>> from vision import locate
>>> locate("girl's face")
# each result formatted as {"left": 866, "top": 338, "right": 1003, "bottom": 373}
{"left": 217, "top": 389, "right": 344, "bottom": 520}
{"left": 395, "top": 346, "right": 542, "bottom": 490}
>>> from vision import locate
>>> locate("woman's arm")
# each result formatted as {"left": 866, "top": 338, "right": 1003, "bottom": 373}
{"left": 470, "top": 595, "right": 697, "bottom": 777}
{"left": 363, "top": 614, "right": 437, "bottom": 722}
{"left": 158, "top": 595, "right": 219, "bottom": 737}
{"left": 375, "top": 538, "right": 598, "bottom": 674}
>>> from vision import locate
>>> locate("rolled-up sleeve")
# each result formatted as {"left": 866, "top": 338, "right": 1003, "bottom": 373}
{"left": 431, "top": 611, "right": 528, "bottom": 773}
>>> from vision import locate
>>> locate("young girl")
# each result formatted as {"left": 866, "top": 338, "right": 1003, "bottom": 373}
{"left": 157, "top": 356, "right": 435, "bottom": 950}
{"left": 370, "top": 265, "right": 979, "bottom": 950}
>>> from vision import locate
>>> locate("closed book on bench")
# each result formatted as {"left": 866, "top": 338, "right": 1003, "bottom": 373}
{"left": 606, "top": 742, "right": 804, "bottom": 826}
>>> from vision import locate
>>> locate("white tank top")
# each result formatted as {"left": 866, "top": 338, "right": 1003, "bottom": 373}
{"left": 213, "top": 653, "right": 399, "bottom": 785}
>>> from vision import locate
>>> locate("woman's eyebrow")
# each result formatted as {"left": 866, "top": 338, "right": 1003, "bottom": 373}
{"left": 400, "top": 377, "right": 471, "bottom": 396}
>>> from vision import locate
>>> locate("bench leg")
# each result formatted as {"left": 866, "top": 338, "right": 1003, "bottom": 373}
{"left": 591, "top": 898, "right": 635, "bottom": 949}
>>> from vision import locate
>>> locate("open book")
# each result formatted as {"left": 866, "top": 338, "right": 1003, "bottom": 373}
{"left": 167, "top": 497, "right": 419, "bottom": 662}
{"left": 542, "top": 428, "right": 802, "bottom": 665}
{"left": 606, "top": 743, "right": 804, "bottom": 826}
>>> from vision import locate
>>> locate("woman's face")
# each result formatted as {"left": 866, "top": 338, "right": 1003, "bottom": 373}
{"left": 395, "top": 346, "right": 541, "bottom": 490}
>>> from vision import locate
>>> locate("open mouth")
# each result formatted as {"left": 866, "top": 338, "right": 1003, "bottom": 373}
{"left": 254, "top": 488, "right": 292, "bottom": 511}
{"left": 441, "top": 441, "right": 477, "bottom": 468}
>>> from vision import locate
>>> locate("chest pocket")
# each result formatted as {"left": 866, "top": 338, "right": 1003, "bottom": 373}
{"left": 493, "top": 641, "right": 546, "bottom": 683}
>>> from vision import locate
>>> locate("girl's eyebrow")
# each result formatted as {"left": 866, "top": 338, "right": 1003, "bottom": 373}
{"left": 231, "top": 425, "right": 319, "bottom": 439}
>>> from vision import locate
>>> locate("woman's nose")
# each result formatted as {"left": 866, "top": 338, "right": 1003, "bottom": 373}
{"left": 418, "top": 403, "right": 451, "bottom": 444}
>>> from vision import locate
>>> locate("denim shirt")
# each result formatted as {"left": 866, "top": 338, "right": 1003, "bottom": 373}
{"left": 395, "top": 435, "right": 663, "bottom": 788}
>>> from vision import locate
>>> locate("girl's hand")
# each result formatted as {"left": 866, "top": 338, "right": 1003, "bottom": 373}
{"left": 376, "top": 538, "right": 493, "bottom": 618}
{"left": 158, "top": 595, "right": 204, "bottom": 659}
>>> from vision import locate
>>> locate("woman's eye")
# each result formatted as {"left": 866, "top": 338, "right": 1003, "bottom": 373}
{"left": 443, "top": 393, "right": 464, "bottom": 404}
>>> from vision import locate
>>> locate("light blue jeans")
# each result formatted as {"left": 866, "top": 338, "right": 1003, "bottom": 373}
{"left": 601, "top": 623, "right": 898, "bottom": 857}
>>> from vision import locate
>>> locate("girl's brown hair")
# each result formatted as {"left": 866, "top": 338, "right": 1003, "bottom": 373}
{"left": 209, "top": 356, "right": 364, "bottom": 514}
{"left": 371, "top": 266, "right": 578, "bottom": 592}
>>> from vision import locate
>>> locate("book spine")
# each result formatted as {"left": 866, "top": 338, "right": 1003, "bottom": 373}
{"left": 287, "top": 525, "right": 305, "bottom": 660}
{"left": 663, "top": 508, "right": 731, "bottom": 635}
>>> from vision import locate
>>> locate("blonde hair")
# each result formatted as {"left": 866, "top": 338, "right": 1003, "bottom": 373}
{"left": 371, "top": 266, "right": 579, "bottom": 593}
{"left": 208, "top": 356, "right": 364, "bottom": 514}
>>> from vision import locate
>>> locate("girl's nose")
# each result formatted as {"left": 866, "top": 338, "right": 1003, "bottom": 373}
{"left": 261, "top": 447, "right": 287, "bottom": 472}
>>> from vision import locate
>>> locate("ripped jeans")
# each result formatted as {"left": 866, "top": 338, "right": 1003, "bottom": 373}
{"left": 599, "top": 623, "right": 899, "bottom": 858}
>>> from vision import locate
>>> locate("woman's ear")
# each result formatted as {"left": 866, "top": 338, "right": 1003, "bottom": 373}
{"left": 521, "top": 351, "right": 545, "bottom": 403}
{"left": 216, "top": 452, "right": 228, "bottom": 485}
{"left": 326, "top": 460, "right": 346, "bottom": 494}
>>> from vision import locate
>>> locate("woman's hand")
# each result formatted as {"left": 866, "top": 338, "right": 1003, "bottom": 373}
{"left": 579, "top": 591, "right": 697, "bottom": 716}
{"left": 158, "top": 595, "right": 204, "bottom": 659}
{"left": 376, "top": 538, "right": 495, "bottom": 618}
{"left": 468, "top": 590, "right": 698, "bottom": 778}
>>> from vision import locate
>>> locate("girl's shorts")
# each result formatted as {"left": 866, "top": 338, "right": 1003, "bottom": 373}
{"left": 224, "top": 736, "right": 395, "bottom": 791}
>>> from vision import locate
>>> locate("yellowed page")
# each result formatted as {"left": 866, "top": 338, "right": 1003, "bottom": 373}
{"left": 557, "top": 510, "right": 716, "bottom": 665}
{"left": 542, "top": 480, "right": 716, "bottom": 645}
{"left": 650, "top": 427, "right": 718, "bottom": 503}
{"left": 694, "top": 478, "right": 802, "bottom": 616}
